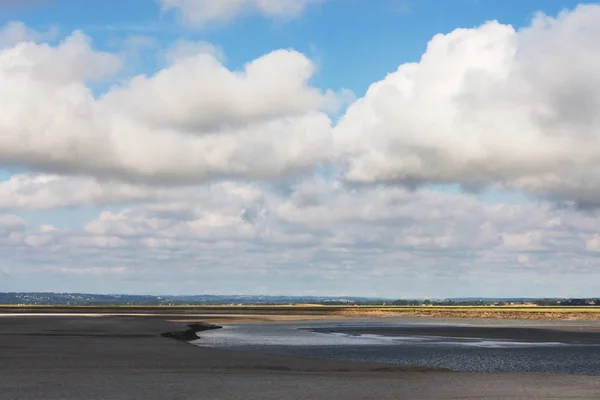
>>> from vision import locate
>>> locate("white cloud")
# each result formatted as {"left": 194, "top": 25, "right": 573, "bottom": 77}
{"left": 334, "top": 5, "right": 600, "bottom": 206}
{"left": 500, "top": 232, "right": 542, "bottom": 251}
{"left": 103, "top": 48, "right": 330, "bottom": 131}
{"left": 0, "top": 215, "right": 25, "bottom": 235}
{"left": 163, "top": 40, "right": 225, "bottom": 64}
{"left": 0, "top": 171, "right": 270, "bottom": 211}
{"left": 2, "top": 31, "right": 122, "bottom": 82}
{"left": 0, "top": 27, "right": 343, "bottom": 183}
{"left": 0, "top": 32, "right": 121, "bottom": 180}
{"left": 585, "top": 235, "right": 600, "bottom": 252}
{"left": 3, "top": 4, "right": 600, "bottom": 297}
{"left": 0, "top": 21, "right": 57, "bottom": 48}
{"left": 6, "top": 6, "right": 600, "bottom": 206}
{"left": 2, "top": 178, "right": 600, "bottom": 296}
{"left": 159, "top": 0, "right": 324, "bottom": 28}
{"left": 0, "top": 173, "right": 172, "bottom": 210}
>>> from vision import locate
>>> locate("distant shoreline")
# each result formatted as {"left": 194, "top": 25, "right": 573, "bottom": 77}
{"left": 1, "top": 305, "right": 600, "bottom": 321}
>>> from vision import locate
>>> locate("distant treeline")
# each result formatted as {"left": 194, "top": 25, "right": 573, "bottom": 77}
{"left": 0, "top": 292, "right": 383, "bottom": 306}
{"left": 0, "top": 292, "right": 598, "bottom": 306}
{"left": 314, "top": 299, "right": 600, "bottom": 306}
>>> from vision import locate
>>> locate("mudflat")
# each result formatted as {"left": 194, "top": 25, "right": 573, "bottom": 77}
{"left": 1, "top": 316, "right": 599, "bottom": 400}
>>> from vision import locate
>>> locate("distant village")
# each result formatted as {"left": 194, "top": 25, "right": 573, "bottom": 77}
{"left": 376, "top": 298, "right": 600, "bottom": 307}
{"left": 1, "top": 292, "right": 598, "bottom": 306}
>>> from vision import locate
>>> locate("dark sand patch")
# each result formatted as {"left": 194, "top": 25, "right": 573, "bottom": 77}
{"left": 161, "top": 322, "right": 222, "bottom": 341}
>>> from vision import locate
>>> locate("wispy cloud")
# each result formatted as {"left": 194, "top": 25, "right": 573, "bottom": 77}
{"left": 84, "top": 21, "right": 181, "bottom": 34}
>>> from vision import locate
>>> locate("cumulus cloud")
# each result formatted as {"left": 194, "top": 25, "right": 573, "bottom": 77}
{"left": 0, "top": 27, "right": 342, "bottom": 183}
{"left": 159, "top": 0, "right": 324, "bottom": 28}
{"left": 163, "top": 40, "right": 225, "bottom": 64}
{"left": 0, "top": 21, "right": 57, "bottom": 48}
{"left": 103, "top": 48, "right": 333, "bottom": 131}
{"left": 5, "top": 6, "right": 600, "bottom": 207}
{"left": 4, "top": 4, "right": 600, "bottom": 296}
{"left": 334, "top": 5, "right": 600, "bottom": 206}
{"left": 1, "top": 30, "right": 121, "bottom": 82}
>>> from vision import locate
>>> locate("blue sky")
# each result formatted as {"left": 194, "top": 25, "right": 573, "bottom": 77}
{"left": 0, "top": 0, "right": 585, "bottom": 95}
{"left": 0, "top": 0, "right": 599, "bottom": 297}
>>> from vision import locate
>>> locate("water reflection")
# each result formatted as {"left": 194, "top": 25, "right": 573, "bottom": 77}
{"left": 192, "top": 318, "right": 600, "bottom": 375}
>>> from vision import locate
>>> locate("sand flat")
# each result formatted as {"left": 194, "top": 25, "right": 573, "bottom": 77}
{"left": 1, "top": 315, "right": 599, "bottom": 400}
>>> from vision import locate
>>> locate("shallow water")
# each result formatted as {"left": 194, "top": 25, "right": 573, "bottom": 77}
{"left": 194, "top": 318, "right": 600, "bottom": 375}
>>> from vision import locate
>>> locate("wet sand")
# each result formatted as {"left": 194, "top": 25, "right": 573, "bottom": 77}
{"left": 1, "top": 316, "right": 599, "bottom": 399}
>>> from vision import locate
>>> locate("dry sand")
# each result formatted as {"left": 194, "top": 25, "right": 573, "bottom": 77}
{"left": 1, "top": 315, "right": 599, "bottom": 399}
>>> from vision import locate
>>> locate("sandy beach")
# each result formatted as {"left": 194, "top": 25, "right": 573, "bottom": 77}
{"left": 1, "top": 314, "right": 599, "bottom": 399}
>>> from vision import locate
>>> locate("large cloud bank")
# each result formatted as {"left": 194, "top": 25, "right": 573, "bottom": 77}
{"left": 335, "top": 5, "right": 600, "bottom": 205}
{"left": 2, "top": 173, "right": 600, "bottom": 296}
{"left": 2, "top": 4, "right": 600, "bottom": 296}
{"left": 0, "top": 32, "right": 339, "bottom": 182}
{"left": 1, "top": 5, "right": 600, "bottom": 204}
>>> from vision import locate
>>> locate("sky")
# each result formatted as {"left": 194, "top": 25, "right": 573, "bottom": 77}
{"left": 1, "top": 0, "right": 600, "bottom": 298}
